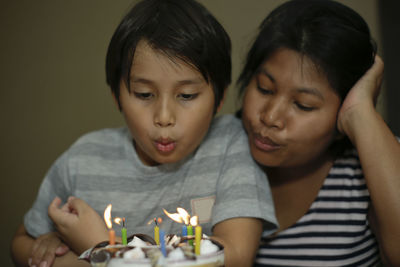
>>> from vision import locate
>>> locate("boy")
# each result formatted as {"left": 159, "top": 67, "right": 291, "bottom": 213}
{"left": 11, "top": 0, "right": 277, "bottom": 266}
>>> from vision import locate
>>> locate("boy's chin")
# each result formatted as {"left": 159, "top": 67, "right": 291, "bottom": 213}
{"left": 140, "top": 153, "right": 186, "bottom": 167}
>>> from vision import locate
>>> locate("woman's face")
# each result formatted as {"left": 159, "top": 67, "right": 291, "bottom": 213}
{"left": 242, "top": 48, "right": 341, "bottom": 169}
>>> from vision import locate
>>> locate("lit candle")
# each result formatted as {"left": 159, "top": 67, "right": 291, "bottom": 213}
{"left": 104, "top": 204, "right": 115, "bottom": 245}
{"left": 154, "top": 224, "right": 160, "bottom": 245}
{"left": 148, "top": 218, "right": 162, "bottom": 245}
{"left": 195, "top": 225, "right": 202, "bottom": 255}
{"left": 109, "top": 229, "right": 116, "bottom": 245}
{"left": 160, "top": 229, "right": 167, "bottom": 257}
{"left": 114, "top": 217, "right": 128, "bottom": 245}
{"left": 187, "top": 224, "right": 193, "bottom": 246}
{"left": 188, "top": 215, "right": 199, "bottom": 247}
{"left": 182, "top": 224, "right": 188, "bottom": 237}
{"left": 163, "top": 208, "right": 198, "bottom": 246}
{"left": 121, "top": 218, "right": 127, "bottom": 245}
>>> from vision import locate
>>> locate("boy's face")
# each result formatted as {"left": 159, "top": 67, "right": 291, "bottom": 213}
{"left": 118, "top": 40, "right": 215, "bottom": 166}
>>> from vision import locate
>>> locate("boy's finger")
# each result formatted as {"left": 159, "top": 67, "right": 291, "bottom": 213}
{"left": 67, "top": 196, "right": 76, "bottom": 202}
{"left": 60, "top": 202, "right": 70, "bottom": 212}
{"left": 50, "top": 196, "right": 62, "bottom": 208}
{"left": 48, "top": 198, "right": 64, "bottom": 222}
{"left": 68, "top": 197, "right": 89, "bottom": 214}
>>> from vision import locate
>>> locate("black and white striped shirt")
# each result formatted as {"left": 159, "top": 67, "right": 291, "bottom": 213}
{"left": 255, "top": 149, "right": 380, "bottom": 267}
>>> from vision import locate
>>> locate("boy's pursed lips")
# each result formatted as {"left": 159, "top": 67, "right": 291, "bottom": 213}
{"left": 154, "top": 137, "right": 176, "bottom": 153}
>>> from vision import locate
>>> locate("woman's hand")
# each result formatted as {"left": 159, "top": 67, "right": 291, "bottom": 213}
{"left": 29, "top": 232, "right": 69, "bottom": 267}
{"left": 337, "top": 55, "right": 384, "bottom": 138}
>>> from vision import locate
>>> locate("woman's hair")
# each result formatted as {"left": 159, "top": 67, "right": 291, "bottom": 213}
{"left": 106, "top": 0, "right": 231, "bottom": 112}
{"left": 237, "top": 0, "right": 376, "bottom": 155}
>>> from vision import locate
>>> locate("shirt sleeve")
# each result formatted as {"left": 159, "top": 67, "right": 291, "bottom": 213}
{"left": 211, "top": 120, "right": 278, "bottom": 234}
{"left": 24, "top": 151, "right": 73, "bottom": 238}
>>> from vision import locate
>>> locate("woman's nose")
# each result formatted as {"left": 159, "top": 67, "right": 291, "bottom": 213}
{"left": 260, "top": 99, "right": 285, "bottom": 129}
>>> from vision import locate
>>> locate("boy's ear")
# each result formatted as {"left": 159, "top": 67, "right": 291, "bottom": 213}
{"left": 216, "top": 87, "right": 228, "bottom": 113}
{"left": 111, "top": 92, "right": 122, "bottom": 111}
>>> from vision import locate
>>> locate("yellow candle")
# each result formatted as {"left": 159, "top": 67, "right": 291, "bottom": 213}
{"left": 154, "top": 225, "right": 160, "bottom": 245}
{"left": 195, "top": 225, "right": 202, "bottom": 255}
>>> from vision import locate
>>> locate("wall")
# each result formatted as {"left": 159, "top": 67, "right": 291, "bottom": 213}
{"left": 0, "top": 1, "right": 382, "bottom": 266}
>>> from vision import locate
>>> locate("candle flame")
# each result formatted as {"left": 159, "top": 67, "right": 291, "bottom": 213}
{"left": 164, "top": 207, "right": 198, "bottom": 226}
{"left": 114, "top": 217, "right": 122, "bottom": 225}
{"left": 190, "top": 215, "right": 198, "bottom": 226}
{"left": 163, "top": 208, "right": 183, "bottom": 223}
{"left": 147, "top": 217, "right": 163, "bottom": 225}
{"left": 104, "top": 204, "right": 112, "bottom": 229}
{"left": 177, "top": 207, "right": 190, "bottom": 225}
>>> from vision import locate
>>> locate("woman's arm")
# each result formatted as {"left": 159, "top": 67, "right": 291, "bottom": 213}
{"left": 212, "top": 217, "right": 263, "bottom": 267}
{"left": 11, "top": 224, "right": 35, "bottom": 267}
{"left": 11, "top": 224, "right": 88, "bottom": 267}
{"left": 338, "top": 56, "right": 400, "bottom": 265}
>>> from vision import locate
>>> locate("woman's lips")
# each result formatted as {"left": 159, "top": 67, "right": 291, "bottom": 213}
{"left": 254, "top": 135, "right": 281, "bottom": 152}
{"left": 155, "top": 139, "right": 176, "bottom": 153}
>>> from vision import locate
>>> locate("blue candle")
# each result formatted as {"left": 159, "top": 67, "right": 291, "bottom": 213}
{"left": 182, "top": 225, "right": 188, "bottom": 237}
{"left": 160, "top": 230, "right": 167, "bottom": 257}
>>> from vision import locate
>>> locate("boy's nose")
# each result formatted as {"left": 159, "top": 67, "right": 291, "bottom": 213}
{"left": 154, "top": 98, "right": 176, "bottom": 127}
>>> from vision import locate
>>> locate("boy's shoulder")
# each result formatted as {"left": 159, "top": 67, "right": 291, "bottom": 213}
{"left": 65, "top": 127, "right": 129, "bottom": 157}
{"left": 209, "top": 114, "right": 242, "bottom": 135}
{"left": 73, "top": 127, "right": 128, "bottom": 145}
{"left": 196, "top": 114, "right": 247, "bottom": 155}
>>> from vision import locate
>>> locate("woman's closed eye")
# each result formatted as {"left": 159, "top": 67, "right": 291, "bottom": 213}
{"left": 257, "top": 85, "right": 274, "bottom": 95}
{"left": 295, "top": 102, "right": 315, "bottom": 111}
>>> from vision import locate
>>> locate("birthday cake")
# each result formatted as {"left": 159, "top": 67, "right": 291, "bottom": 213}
{"left": 80, "top": 233, "right": 224, "bottom": 267}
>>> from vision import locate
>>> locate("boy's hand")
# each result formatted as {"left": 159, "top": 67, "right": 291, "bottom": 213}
{"left": 48, "top": 196, "right": 109, "bottom": 254}
{"left": 29, "top": 232, "right": 69, "bottom": 267}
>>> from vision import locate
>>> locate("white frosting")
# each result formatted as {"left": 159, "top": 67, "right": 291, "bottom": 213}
{"left": 167, "top": 235, "right": 181, "bottom": 246}
{"left": 200, "top": 239, "right": 219, "bottom": 255}
{"left": 167, "top": 247, "right": 185, "bottom": 260}
{"left": 123, "top": 246, "right": 146, "bottom": 259}
{"left": 128, "top": 236, "right": 148, "bottom": 247}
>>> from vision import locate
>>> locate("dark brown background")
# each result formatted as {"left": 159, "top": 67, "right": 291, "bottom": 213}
{"left": 1, "top": 1, "right": 398, "bottom": 266}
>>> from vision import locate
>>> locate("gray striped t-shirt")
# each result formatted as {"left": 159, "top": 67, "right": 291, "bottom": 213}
{"left": 24, "top": 114, "right": 277, "bottom": 239}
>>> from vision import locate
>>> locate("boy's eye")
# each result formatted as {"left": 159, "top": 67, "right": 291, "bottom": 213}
{"left": 134, "top": 92, "right": 153, "bottom": 100}
{"left": 295, "top": 102, "right": 315, "bottom": 111}
{"left": 257, "top": 85, "right": 273, "bottom": 95}
{"left": 178, "top": 93, "right": 198, "bottom": 100}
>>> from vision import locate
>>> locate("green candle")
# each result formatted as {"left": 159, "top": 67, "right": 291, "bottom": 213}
{"left": 121, "top": 218, "right": 128, "bottom": 245}
{"left": 187, "top": 224, "right": 194, "bottom": 246}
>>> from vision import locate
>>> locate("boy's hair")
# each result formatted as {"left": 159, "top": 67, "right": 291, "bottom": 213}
{"left": 106, "top": 0, "right": 231, "bottom": 112}
{"left": 237, "top": 0, "right": 376, "bottom": 155}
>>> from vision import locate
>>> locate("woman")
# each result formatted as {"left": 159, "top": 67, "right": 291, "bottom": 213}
{"left": 238, "top": 0, "right": 400, "bottom": 266}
